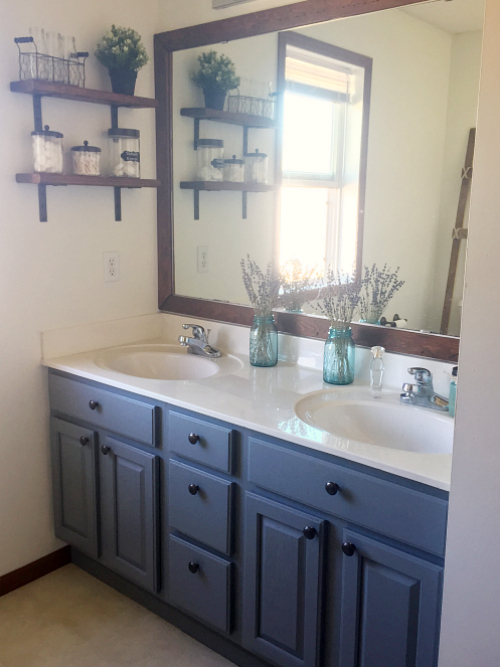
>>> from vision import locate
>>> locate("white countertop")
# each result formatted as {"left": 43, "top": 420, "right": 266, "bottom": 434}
{"left": 43, "top": 338, "right": 452, "bottom": 491}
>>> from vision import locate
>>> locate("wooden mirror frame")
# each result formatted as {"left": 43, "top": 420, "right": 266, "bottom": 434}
{"left": 154, "top": 0, "right": 460, "bottom": 363}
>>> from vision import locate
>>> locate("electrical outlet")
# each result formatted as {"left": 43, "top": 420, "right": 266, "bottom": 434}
{"left": 197, "top": 246, "right": 209, "bottom": 273}
{"left": 104, "top": 252, "right": 120, "bottom": 282}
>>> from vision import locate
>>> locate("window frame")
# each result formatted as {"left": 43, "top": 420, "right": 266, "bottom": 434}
{"left": 276, "top": 30, "right": 373, "bottom": 281}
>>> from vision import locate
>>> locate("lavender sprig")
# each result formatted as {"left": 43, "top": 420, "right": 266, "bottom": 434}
{"left": 358, "top": 264, "right": 405, "bottom": 322}
{"left": 311, "top": 269, "right": 361, "bottom": 330}
{"left": 241, "top": 255, "right": 280, "bottom": 317}
{"left": 279, "top": 260, "right": 322, "bottom": 312}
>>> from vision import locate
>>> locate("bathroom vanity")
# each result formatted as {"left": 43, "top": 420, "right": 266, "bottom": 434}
{"left": 46, "top": 341, "right": 450, "bottom": 667}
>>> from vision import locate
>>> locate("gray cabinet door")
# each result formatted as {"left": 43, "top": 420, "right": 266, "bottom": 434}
{"left": 50, "top": 418, "right": 98, "bottom": 558}
{"left": 100, "top": 436, "right": 159, "bottom": 593}
{"left": 339, "top": 529, "right": 443, "bottom": 667}
{"left": 243, "top": 492, "right": 324, "bottom": 667}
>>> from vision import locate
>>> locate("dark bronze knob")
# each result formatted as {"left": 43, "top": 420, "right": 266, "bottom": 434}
{"left": 79, "top": 436, "right": 89, "bottom": 446}
{"left": 101, "top": 445, "right": 111, "bottom": 455}
{"left": 325, "top": 481, "right": 339, "bottom": 496}
{"left": 188, "top": 484, "right": 199, "bottom": 495}
{"left": 188, "top": 433, "right": 199, "bottom": 445}
{"left": 89, "top": 400, "right": 99, "bottom": 410}
{"left": 188, "top": 562, "right": 199, "bottom": 574}
{"left": 303, "top": 526, "right": 316, "bottom": 540}
{"left": 342, "top": 542, "right": 356, "bottom": 557}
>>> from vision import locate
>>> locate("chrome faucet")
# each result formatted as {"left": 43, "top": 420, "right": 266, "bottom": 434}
{"left": 400, "top": 367, "right": 449, "bottom": 411}
{"left": 178, "top": 324, "right": 221, "bottom": 358}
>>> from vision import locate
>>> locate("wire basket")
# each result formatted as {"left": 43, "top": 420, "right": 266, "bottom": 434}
{"left": 227, "top": 94, "right": 275, "bottom": 119}
{"left": 15, "top": 37, "right": 88, "bottom": 87}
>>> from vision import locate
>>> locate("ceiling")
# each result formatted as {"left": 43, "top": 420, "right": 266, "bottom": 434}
{"left": 401, "top": 0, "right": 485, "bottom": 33}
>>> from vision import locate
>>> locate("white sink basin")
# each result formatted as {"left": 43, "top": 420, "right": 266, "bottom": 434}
{"left": 295, "top": 389, "right": 453, "bottom": 454}
{"left": 94, "top": 344, "right": 242, "bottom": 381}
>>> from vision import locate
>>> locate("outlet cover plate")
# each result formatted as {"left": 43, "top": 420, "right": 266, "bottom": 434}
{"left": 104, "top": 251, "right": 120, "bottom": 282}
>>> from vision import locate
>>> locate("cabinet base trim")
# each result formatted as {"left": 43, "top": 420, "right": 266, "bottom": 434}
{"left": 0, "top": 545, "right": 71, "bottom": 597}
{"left": 71, "top": 548, "right": 270, "bottom": 667}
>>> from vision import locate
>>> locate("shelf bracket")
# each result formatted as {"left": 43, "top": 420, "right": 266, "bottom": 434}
{"left": 243, "top": 126, "right": 249, "bottom": 155}
{"left": 33, "top": 95, "right": 43, "bottom": 132}
{"left": 114, "top": 187, "right": 122, "bottom": 221}
{"left": 242, "top": 191, "right": 247, "bottom": 219}
{"left": 194, "top": 119, "right": 200, "bottom": 150}
{"left": 194, "top": 190, "right": 200, "bottom": 220}
{"left": 38, "top": 184, "right": 47, "bottom": 222}
{"left": 110, "top": 106, "right": 119, "bottom": 130}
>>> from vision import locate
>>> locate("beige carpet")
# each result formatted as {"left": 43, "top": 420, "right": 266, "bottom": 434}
{"left": 0, "top": 564, "right": 235, "bottom": 667}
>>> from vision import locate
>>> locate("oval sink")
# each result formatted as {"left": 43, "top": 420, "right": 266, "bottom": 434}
{"left": 295, "top": 390, "right": 453, "bottom": 454}
{"left": 94, "top": 344, "right": 238, "bottom": 381}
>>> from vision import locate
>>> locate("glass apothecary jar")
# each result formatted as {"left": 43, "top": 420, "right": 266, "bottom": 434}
{"left": 196, "top": 139, "right": 224, "bottom": 181}
{"left": 244, "top": 149, "right": 268, "bottom": 184}
{"left": 223, "top": 155, "right": 245, "bottom": 182}
{"left": 249, "top": 314, "right": 278, "bottom": 367}
{"left": 323, "top": 327, "right": 355, "bottom": 385}
{"left": 31, "top": 125, "right": 63, "bottom": 174}
{"left": 108, "top": 128, "right": 140, "bottom": 178}
{"left": 71, "top": 140, "right": 101, "bottom": 176}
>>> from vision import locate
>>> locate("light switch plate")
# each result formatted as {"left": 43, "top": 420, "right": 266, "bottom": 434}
{"left": 212, "top": 0, "right": 257, "bottom": 9}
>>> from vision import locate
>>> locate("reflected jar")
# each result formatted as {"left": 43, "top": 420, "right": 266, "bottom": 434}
{"left": 323, "top": 327, "right": 355, "bottom": 385}
{"left": 249, "top": 314, "right": 278, "bottom": 367}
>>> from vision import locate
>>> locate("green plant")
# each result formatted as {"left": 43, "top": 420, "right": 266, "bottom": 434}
{"left": 192, "top": 51, "right": 240, "bottom": 93}
{"left": 95, "top": 25, "right": 149, "bottom": 72}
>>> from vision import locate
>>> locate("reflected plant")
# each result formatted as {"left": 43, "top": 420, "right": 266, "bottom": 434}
{"left": 278, "top": 260, "right": 322, "bottom": 313}
{"left": 311, "top": 268, "right": 361, "bottom": 330}
{"left": 240, "top": 254, "right": 280, "bottom": 317}
{"left": 358, "top": 264, "right": 405, "bottom": 324}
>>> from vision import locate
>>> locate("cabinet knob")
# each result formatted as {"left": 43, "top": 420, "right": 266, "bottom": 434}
{"left": 79, "top": 436, "right": 89, "bottom": 446}
{"left": 188, "top": 484, "right": 199, "bottom": 495}
{"left": 342, "top": 542, "right": 356, "bottom": 557}
{"left": 303, "top": 526, "right": 316, "bottom": 540}
{"left": 325, "top": 481, "right": 339, "bottom": 496}
{"left": 188, "top": 433, "right": 200, "bottom": 445}
{"left": 89, "top": 400, "right": 99, "bottom": 411}
{"left": 188, "top": 561, "right": 199, "bottom": 574}
{"left": 101, "top": 445, "right": 111, "bottom": 455}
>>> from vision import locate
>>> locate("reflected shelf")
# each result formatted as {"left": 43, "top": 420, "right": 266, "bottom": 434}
{"left": 180, "top": 181, "right": 277, "bottom": 220}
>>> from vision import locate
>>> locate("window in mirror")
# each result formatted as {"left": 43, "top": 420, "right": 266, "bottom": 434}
{"left": 278, "top": 33, "right": 372, "bottom": 279}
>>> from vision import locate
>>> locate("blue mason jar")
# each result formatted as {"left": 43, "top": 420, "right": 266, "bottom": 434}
{"left": 249, "top": 314, "right": 278, "bottom": 367}
{"left": 323, "top": 327, "right": 355, "bottom": 384}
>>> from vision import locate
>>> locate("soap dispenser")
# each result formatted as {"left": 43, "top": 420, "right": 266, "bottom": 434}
{"left": 449, "top": 365, "right": 458, "bottom": 417}
{"left": 370, "top": 346, "right": 385, "bottom": 398}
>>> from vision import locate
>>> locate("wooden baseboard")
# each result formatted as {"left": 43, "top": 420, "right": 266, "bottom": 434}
{"left": 0, "top": 546, "right": 71, "bottom": 597}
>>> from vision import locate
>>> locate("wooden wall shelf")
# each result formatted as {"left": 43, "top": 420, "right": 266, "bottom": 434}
{"left": 180, "top": 107, "right": 277, "bottom": 129}
{"left": 180, "top": 180, "right": 276, "bottom": 220}
{"left": 17, "top": 173, "right": 160, "bottom": 188}
{"left": 10, "top": 80, "right": 158, "bottom": 109}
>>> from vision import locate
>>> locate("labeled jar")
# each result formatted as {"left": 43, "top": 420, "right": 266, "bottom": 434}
{"left": 108, "top": 128, "right": 140, "bottom": 178}
{"left": 31, "top": 125, "right": 63, "bottom": 174}
{"left": 196, "top": 139, "right": 224, "bottom": 181}
{"left": 244, "top": 149, "right": 268, "bottom": 184}
{"left": 223, "top": 155, "right": 245, "bottom": 183}
{"left": 71, "top": 141, "right": 101, "bottom": 176}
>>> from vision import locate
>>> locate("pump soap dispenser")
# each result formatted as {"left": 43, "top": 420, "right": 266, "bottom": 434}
{"left": 370, "top": 346, "right": 385, "bottom": 398}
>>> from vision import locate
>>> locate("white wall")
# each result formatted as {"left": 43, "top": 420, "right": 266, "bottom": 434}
{"left": 438, "top": 0, "right": 500, "bottom": 663}
{"left": 0, "top": 0, "right": 159, "bottom": 576}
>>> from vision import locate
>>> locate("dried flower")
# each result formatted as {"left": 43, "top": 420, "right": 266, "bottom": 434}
{"left": 95, "top": 25, "right": 149, "bottom": 71}
{"left": 358, "top": 264, "right": 405, "bottom": 323}
{"left": 312, "top": 269, "right": 361, "bottom": 330}
{"left": 279, "top": 260, "right": 322, "bottom": 312}
{"left": 241, "top": 255, "right": 280, "bottom": 316}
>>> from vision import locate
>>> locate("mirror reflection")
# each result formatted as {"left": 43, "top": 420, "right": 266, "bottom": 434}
{"left": 171, "top": 0, "right": 484, "bottom": 337}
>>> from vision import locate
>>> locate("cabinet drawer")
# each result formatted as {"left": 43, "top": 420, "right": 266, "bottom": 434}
{"left": 168, "top": 534, "right": 233, "bottom": 634}
{"left": 49, "top": 373, "right": 160, "bottom": 447}
{"left": 169, "top": 410, "right": 234, "bottom": 473}
{"left": 248, "top": 439, "right": 448, "bottom": 557}
{"left": 169, "top": 460, "right": 233, "bottom": 555}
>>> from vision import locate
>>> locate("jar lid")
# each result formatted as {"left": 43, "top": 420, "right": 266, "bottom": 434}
{"left": 71, "top": 140, "right": 101, "bottom": 153}
{"left": 197, "top": 139, "right": 224, "bottom": 148}
{"left": 31, "top": 124, "right": 63, "bottom": 138}
{"left": 108, "top": 128, "right": 140, "bottom": 138}
{"left": 224, "top": 155, "right": 244, "bottom": 164}
{"left": 244, "top": 148, "right": 267, "bottom": 158}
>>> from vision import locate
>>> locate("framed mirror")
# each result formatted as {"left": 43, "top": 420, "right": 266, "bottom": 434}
{"left": 155, "top": 0, "right": 484, "bottom": 362}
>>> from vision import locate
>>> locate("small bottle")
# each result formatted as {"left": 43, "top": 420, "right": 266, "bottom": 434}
{"left": 449, "top": 366, "right": 458, "bottom": 417}
{"left": 370, "top": 346, "right": 385, "bottom": 398}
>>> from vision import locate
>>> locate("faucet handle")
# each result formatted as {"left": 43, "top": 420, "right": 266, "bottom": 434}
{"left": 408, "top": 367, "right": 432, "bottom": 384}
{"left": 182, "top": 324, "right": 206, "bottom": 340}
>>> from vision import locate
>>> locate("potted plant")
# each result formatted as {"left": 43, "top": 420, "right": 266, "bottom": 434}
{"left": 192, "top": 51, "right": 240, "bottom": 111}
{"left": 95, "top": 25, "right": 149, "bottom": 96}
